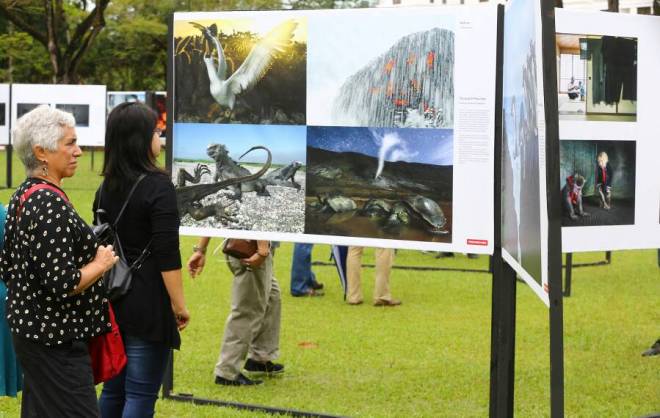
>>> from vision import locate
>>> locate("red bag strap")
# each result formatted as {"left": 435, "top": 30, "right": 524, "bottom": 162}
{"left": 17, "top": 183, "right": 69, "bottom": 218}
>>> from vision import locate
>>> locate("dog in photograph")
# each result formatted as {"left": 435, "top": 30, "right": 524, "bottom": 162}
{"left": 562, "top": 174, "right": 590, "bottom": 220}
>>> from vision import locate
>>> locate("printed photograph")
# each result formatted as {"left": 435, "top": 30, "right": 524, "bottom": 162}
{"left": 16, "top": 103, "right": 45, "bottom": 119}
{"left": 308, "top": 12, "right": 454, "bottom": 129}
{"left": 555, "top": 34, "right": 637, "bottom": 121}
{"left": 502, "top": 0, "right": 542, "bottom": 284}
{"left": 153, "top": 92, "right": 167, "bottom": 138}
{"left": 304, "top": 126, "right": 453, "bottom": 243}
{"left": 0, "top": 103, "right": 5, "bottom": 126}
{"left": 172, "top": 123, "right": 306, "bottom": 233}
{"left": 560, "top": 140, "right": 636, "bottom": 227}
{"left": 173, "top": 16, "right": 307, "bottom": 125}
{"left": 55, "top": 104, "right": 90, "bottom": 127}
{"left": 107, "top": 92, "right": 146, "bottom": 114}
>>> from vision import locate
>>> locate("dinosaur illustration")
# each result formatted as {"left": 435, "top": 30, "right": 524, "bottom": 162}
{"left": 176, "top": 146, "right": 272, "bottom": 221}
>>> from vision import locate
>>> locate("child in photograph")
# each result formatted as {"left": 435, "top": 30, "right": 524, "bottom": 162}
{"left": 595, "top": 151, "right": 613, "bottom": 210}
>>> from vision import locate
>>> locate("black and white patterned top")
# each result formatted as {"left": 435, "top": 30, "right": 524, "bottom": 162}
{"left": 1, "top": 178, "right": 110, "bottom": 345}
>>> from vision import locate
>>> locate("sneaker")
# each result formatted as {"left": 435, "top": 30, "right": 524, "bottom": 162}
{"left": 244, "top": 359, "right": 285, "bottom": 375}
{"left": 214, "top": 373, "right": 262, "bottom": 386}
{"left": 642, "top": 339, "right": 660, "bottom": 357}
{"left": 373, "top": 298, "right": 402, "bottom": 307}
{"left": 311, "top": 281, "right": 324, "bottom": 290}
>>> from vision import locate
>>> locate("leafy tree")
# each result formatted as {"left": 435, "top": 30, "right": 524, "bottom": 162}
{"left": 0, "top": 0, "right": 111, "bottom": 83}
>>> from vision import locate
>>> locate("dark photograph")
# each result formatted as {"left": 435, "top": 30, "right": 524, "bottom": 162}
{"left": 173, "top": 18, "right": 306, "bottom": 125}
{"left": 501, "top": 0, "right": 543, "bottom": 284}
{"left": 560, "top": 140, "right": 636, "bottom": 227}
{"left": 304, "top": 126, "right": 453, "bottom": 243}
{"left": 55, "top": 104, "right": 90, "bottom": 127}
{"left": 556, "top": 34, "right": 637, "bottom": 122}
{"left": 16, "top": 103, "right": 45, "bottom": 119}
{"left": 0, "top": 103, "right": 5, "bottom": 126}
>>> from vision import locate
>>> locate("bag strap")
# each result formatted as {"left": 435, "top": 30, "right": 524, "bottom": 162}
{"left": 96, "top": 175, "right": 153, "bottom": 263}
{"left": 18, "top": 183, "right": 69, "bottom": 218}
{"left": 97, "top": 174, "right": 147, "bottom": 228}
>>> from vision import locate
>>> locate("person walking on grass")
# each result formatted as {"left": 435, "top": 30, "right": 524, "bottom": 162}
{"left": 188, "top": 238, "right": 283, "bottom": 386}
{"left": 290, "top": 243, "right": 324, "bottom": 297}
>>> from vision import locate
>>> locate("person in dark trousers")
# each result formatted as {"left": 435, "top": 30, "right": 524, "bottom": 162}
{"left": 97, "top": 102, "right": 190, "bottom": 418}
{"left": 290, "top": 243, "right": 324, "bottom": 296}
{"left": 2, "top": 105, "right": 118, "bottom": 417}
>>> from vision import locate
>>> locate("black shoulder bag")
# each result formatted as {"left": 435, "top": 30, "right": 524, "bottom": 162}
{"left": 93, "top": 175, "right": 153, "bottom": 301}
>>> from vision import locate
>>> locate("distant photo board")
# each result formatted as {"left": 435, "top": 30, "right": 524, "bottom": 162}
{"left": 0, "top": 84, "right": 9, "bottom": 145}
{"left": 107, "top": 91, "right": 146, "bottom": 114}
{"left": 556, "top": 10, "right": 660, "bottom": 252}
{"left": 11, "top": 84, "right": 107, "bottom": 147}
{"left": 170, "top": 6, "right": 499, "bottom": 253}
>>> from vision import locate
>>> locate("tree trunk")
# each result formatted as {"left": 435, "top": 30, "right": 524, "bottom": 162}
{"left": 0, "top": 0, "right": 109, "bottom": 84}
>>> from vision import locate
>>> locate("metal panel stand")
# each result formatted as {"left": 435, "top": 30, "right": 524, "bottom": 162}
{"left": 489, "top": 251, "right": 516, "bottom": 418}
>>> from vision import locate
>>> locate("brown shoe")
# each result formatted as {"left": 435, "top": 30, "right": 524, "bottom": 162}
{"left": 373, "top": 299, "right": 402, "bottom": 307}
{"left": 347, "top": 300, "right": 363, "bottom": 305}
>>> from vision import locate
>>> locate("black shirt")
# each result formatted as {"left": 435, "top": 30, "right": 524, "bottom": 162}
{"left": 93, "top": 172, "right": 182, "bottom": 349}
{"left": 1, "top": 178, "right": 110, "bottom": 345}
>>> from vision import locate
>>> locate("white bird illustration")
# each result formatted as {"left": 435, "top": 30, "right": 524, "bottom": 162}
{"left": 190, "top": 20, "right": 298, "bottom": 110}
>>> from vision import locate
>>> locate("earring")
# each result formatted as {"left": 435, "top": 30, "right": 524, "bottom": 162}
{"left": 41, "top": 161, "right": 48, "bottom": 177}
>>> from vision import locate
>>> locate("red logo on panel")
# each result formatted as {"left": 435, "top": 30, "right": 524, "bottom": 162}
{"left": 467, "top": 239, "right": 488, "bottom": 246}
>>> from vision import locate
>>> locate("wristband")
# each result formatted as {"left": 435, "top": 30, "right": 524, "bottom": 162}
{"left": 193, "top": 244, "right": 207, "bottom": 255}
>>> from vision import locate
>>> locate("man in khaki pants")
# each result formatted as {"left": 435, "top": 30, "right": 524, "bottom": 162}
{"left": 346, "top": 246, "right": 401, "bottom": 306}
{"left": 188, "top": 238, "right": 282, "bottom": 386}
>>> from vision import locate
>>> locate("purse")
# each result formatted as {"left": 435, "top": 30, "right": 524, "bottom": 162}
{"left": 88, "top": 303, "right": 127, "bottom": 384}
{"left": 94, "top": 175, "right": 152, "bottom": 301}
{"left": 222, "top": 239, "right": 258, "bottom": 259}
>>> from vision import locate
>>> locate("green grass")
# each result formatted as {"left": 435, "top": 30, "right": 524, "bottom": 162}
{"left": 0, "top": 150, "right": 658, "bottom": 417}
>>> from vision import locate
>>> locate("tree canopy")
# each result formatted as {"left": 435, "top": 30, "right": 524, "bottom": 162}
{"left": 0, "top": 0, "right": 374, "bottom": 89}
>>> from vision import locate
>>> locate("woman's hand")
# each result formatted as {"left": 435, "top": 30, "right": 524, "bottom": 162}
{"left": 174, "top": 306, "right": 190, "bottom": 331}
{"left": 94, "top": 245, "right": 119, "bottom": 274}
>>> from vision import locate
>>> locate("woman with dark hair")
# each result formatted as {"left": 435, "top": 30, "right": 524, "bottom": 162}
{"left": 96, "top": 102, "right": 189, "bottom": 418}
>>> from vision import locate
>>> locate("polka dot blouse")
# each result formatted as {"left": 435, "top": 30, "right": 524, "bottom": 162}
{"left": 1, "top": 178, "right": 110, "bottom": 345}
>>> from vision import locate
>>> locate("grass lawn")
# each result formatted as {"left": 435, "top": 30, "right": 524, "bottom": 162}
{"left": 0, "top": 150, "right": 658, "bottom": 417}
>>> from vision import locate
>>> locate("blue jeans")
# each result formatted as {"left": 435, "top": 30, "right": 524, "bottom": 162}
{"left": 290, "top": 243, "right": 318, "bottom": 296}
{"left": 99, "top": 335, "right": 170, "bottom": 418}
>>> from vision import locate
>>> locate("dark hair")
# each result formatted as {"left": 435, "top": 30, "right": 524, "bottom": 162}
{"left": 102, "top": 102, "right": 165, "bottom": 192}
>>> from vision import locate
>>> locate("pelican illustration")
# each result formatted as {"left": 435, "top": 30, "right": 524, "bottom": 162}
{"left": 190, "top": 20, "right": 298, "bottom": 110}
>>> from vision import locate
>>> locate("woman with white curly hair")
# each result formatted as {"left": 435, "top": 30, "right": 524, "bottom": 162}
{"left": 1, "top": 105, "right": 118, "bottom": 417}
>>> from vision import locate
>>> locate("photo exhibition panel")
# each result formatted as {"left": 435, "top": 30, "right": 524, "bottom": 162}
{"left": 556, "top": 10, "right": 660, "bottom": 252}
{"left": 11, "top": 84, "right": 107, "bottom": 147}
{"left": 0, "top": 84, "right": 9, "bottom": 145}
{"left": 170, "top": 6, "right": 499, "bottom": 254}
{"left": 502, "top": 0, "right": 553, "bottom": 305}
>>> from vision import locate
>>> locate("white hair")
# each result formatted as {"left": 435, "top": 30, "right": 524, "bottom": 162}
{"left": 13, "top": 105, "right": 76, "bottom": 172}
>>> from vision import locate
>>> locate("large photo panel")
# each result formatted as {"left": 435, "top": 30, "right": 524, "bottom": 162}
{"left": 171, "top": 6, "right": 499, "bottom": 253}
{"left": 0, "top": 84, "right": 9, "bottom": 145}
{"left": 502, "top": 0, "right": 553, "bottom": 305}
{"left": 556, "top": 10, "right": 660, "bottom": 252}
{"left": 10, "top": 84, "right": 107, "bottom": 147}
